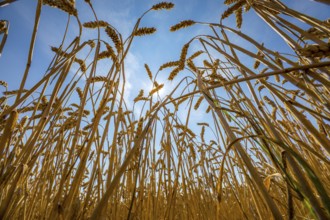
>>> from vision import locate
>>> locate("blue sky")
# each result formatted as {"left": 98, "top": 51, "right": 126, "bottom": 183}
{"left": 0, "top": 0, "right": 220, "bottom": 85}
{"left": 0, "top": 0, "right": 329, "bottom": 123}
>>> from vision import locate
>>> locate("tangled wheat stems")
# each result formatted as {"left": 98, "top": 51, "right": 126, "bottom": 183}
{"left": 1, "top": 0, "right": 330, "bottom": 219}
{"left": 161, "top": 0, "right": 330, "bottom": 218}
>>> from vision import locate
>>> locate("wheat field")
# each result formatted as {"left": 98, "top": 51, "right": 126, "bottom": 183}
{"left": 0, "top": 0, "right": 330, "bottom": 219}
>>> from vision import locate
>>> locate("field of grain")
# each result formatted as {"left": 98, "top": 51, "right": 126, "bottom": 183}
{"left": 0, "top": 1, "right": 330, "bottom": 219}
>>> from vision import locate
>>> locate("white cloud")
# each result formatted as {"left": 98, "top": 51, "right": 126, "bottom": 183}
{"left": 120, "top": 51, "right": 141, "bottom": 106}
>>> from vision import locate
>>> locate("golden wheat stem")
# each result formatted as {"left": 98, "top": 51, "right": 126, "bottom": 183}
{"left": 15, "top": 0, "right": 42, "bottom": 103}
